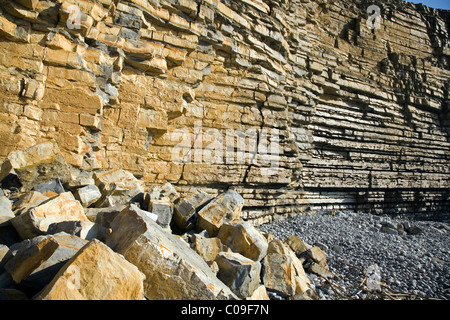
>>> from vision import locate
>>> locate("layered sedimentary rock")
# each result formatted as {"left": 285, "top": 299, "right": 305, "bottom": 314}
{"left": 0, "top": 0, "right": 449, "bottom": 224}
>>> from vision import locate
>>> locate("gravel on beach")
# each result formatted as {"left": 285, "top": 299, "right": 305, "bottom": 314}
{"left": 258, "top": 210, "right": 450, "bottom": 300}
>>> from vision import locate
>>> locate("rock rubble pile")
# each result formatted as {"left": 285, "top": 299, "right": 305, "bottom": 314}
{"left": 0, "top": 141, "right": 332, "bottom": 300}
{"left": 0, "top": 0, "right": 449, "bottom": 223}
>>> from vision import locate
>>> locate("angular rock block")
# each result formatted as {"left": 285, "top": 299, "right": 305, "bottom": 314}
{"left": 197, "top": 190, "right": 244, "bottom": 236}
{"left": 215, "top": 251, "right": 261, "bottom": 299}
{"left": 84, "top": 205, "right": 127, "bottom": 229}
{"left": 3, "top": 233, "right": 87, "bottom": 288}
{"left": 306, "top": 246, "right": 327, "bottom": 267}
{"left": 144, "top": 182, "right": 179, "bottom": 210}
{"left": 149, "top": 198, "right": 173, "bottom": 228}
{"left": 173, "top": 189, "right": 213, "bottom": 231}
{"left": 285, "top": 234, "right": 311, "bottom": 256}
{"left": 3, "top": 235, "right": 58, "bottom": 284}
{"left": 217, "top": 222, "right": 268, "bottom": 262}
{"left": 12, "top": 191, "right": 49, "bottom": 215}
{"left": 47, "top": 220, "right": 111, "bottom": 242}
{"left": 262, "top": 253, "right": 295, "bottom": 297}
{"left": 159, "top": 182, "right": 180, "bottom": 202}
{"left": 262, "top": 239, "right": 311, "bottom": 298}
{"left": 0, "top": 141, "right": 72, "bottom": 191}
{"left": 33, "top": 179, "right": 65, "bottom": 196}
{"left": 191, "top": 235, "right": 223, "bottom": 263}
{"left": 35, "top": 239, "right": 145, "bottom": 300}
{"left": 11, "top": 192, "right": 88, "bottom": 239}
{"left": 93, "top": 169, "right": 145, "bottom": 207}
{"left": 106, "top": 205, "right": 237, "bottom": 300}
{"left": 73, "top": 184, "right": 102, "bottom": 207}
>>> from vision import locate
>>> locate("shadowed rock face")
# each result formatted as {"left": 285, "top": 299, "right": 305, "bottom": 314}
{"left": 0, "top": 0, "right": 449, "bottom": 224}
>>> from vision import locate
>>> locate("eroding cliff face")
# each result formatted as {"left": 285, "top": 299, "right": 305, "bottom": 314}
{"left": 0, "top": 0, "right": 449, "bottom": 223}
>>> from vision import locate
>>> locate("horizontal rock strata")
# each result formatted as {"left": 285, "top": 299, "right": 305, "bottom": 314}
{"left": 0, "top": 0, "right": 449, "bottom": 224}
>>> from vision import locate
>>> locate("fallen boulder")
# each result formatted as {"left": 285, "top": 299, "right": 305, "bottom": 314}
{"left": 35, "top": 239, "right": 145, "bottom": 300}
{"left": 3, "top": 233, "right": 88, "bottom": 289}
{"left": 106, "top": 204, "right": 237, "bottom": 300}
{"left": 12, "top": 191, "right": 49, "bottom": 215}
{"left": 285, "top": 234, "right": 311, "bottom": 257}
{"left": 145, "top": 183, "right": 180, "bottom": 206}
{"left": 85, "top": 205, "right": 127, "bottom": 229}
{"left": 215, "top": 251, "right": 261, "bottom": 299}
{"left": 217, "top": 222, "right": 268, "bottom": 262}
{"left": 149, "top": 198, "right": 173, "bottom": 229}
{"left": 246, "top": 284, "right": 270, "bottom": 300}
{"left": 191, "top": 234, "right": 223, "bottom": 263}
{"left": 197, "top": 190, "right": 244, "bottom": 236}
{"left": 261, "top": 239, "right": 311, "bottom": 298}
{"left": 3, "top": 235, "right": 59, "bottom": 284}
{"left": 11, "top": 192, "right": 88, "bottom": 239}
{"left": 173, "top": 189, "right": 213, "bottom": 231}
{"left": 73, "top": 184, "right": 102, "bottom": 207}
{"left": 33, "top": 179, "right": 65, "bottom": 196}
{"left": 0, "top": 141, "right": 72, "bottom": 191}
{"left": 93, "top": 169, "right": 145, "bottom": 207}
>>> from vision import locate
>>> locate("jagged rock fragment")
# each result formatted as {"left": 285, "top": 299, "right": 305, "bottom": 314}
{"left": 197, "top": 190, "right": 244, "bottom": 236}
{"left": 35, "top": 239, "right": 145, "bottom": 300}
{"left": 93, "top": 169, "right": 144, "bottom": 207}
{"left": 173, "top": 189, "right": 213, "bottom": 231}
{"left": 0, "top": 141, "right": 72, "bottom": 191}
{"left": 3, "top": 233, "right": 87, "bottom": 288}
{"left": 73, "top": 184, "right": 102, "bottom": 207}
{"left": 11, "top": 192, "right": 88, "bottom": 239}
{"left": 261, "top": 239, "right": 311, "bottom": 298}
{"left": 215, "top": 251, "right": 261, "bottom": 299}
{"left": 148, "top": 197, "right": 173, "bottom": 228}
{"left": 217, "top": 221, "right": 268, "bottom": 262}
{"left": 106, "top": 204, "right": 237, "bottom": 300}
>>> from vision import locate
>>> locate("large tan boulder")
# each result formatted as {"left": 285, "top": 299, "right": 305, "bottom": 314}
{"left": 4, "top": 233, "right": 88, "bottom": 288}
{"left": 262, "top": 239, "right": 312, "bottom": 298}
{"left": 215, "top": 251, "right": 261, "bottom": 299}
{"left": 12, "top": 191, "right": 49, "bottom": 215}
{"left": 11, "top": 192, "right": 88, "bottom": 239}
{"left": 0, "top": 141, "right": 72, "bottom": 191}
{"left": 191, "top": 235, "right": 223, "bottom": 263}
{"left": 197, "top": 190, "right": 244, "bottom": 236}
{"left": 285, "top": 234, "right": 311, "bottom": 256}
{"left": 93, "top": 169, "right": 144, "bottom": 207}
{"left": 106, "top": 205, "right": 237, "bottom": 300}
{"left": 173, "top": 189, "right": 213, "bottom": 231}
{"left": 217, "top": 222, "right": 268, "bottom": 262}
{"left": 35, "top": 239, "right": 145, "bottom": 300}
